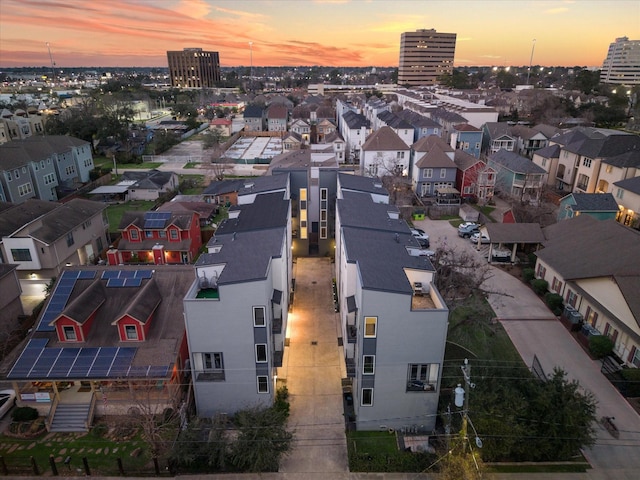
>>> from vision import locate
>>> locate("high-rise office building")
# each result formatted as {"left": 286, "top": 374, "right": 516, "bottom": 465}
{"left": 601, "top": 37, "right": 640, "bottom": 85}
{"left": 398, "top": 29, "right": 456, "bottom": 86}
{"left": 167, "top": 48, "right": 221, "bottom": 88}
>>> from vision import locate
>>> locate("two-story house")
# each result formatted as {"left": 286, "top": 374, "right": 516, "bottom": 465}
{"left": 487, "top": 149, "right": 547, "bottom": 203}
{"left": 411, "top": 135, "right": 458, "bottom": 199}
{"left": 183, "top": 191, "right": 292, "bottom": 417}
{"left": 612, "top": 176, "right": 640, "bottom": 228}
{"left": 289, "top": 119, "right": 311, "bottom": 143}
{"left": 453, "top": 150, "right": 496, "bottom": 202}
{"left": 396, "top": 109, "right": 442, "bottom": 143}
{"left": 450, "top": 123, "right": 483, "bottom": 159}
{"left": 267, "top": 104, "right": 288, "bottom": 132}
{"left": 6, "top": 265, "right": 194, "bottom": 431}
{"left": 243, "top": 105, "right": 265, "bottom": 132}
{"left": 316, "top": 118, "right": 337, "bottom": 143}
{"left": 360, "top": 126, "right": 410, "bottom": 178}
{"left": 0, "top": 198, "right": 108, "bottom": 295}
{"left": 532, "top": 144, "right": 562, "bottom": 187}
{"left": 534, "top": 215, "right": 640, "bottom": 368}
{"left": 482, "top": 122, "right": 516, "bottom": 155}
{"left": 339, "top": 109, "right": 371, "bottom": 164}
{"left": 376, "top": 111, "right": 415, "bottom": 147}
{"left": 111, "top": 209, "right": 202, "bottom": 265}
{"left": 335, "top": 187, "right": 448, "bottom": 431}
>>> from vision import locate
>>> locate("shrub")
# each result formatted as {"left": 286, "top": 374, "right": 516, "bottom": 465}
{"left": 528, "top": 253, "right": 538, "bottom": 266}
{"left": 545, "top": 293, "right": 564, "bottom": 315}
{"left": 11, "top": 406, "right": 38, "bottom": 422}
{"left": 522, "top": 268, "right": 535, "bottom": 283}
{"left": 621, "top": 368, "right": 640, "bottom": 397}
{"left": 589, "top": 335, "right": 614, "bottom": 359}
{"left": 531, "top": 279, "right": 548, "bottom": 295}
{"left": 92, "top": 422, "right": 108, "bottom": 438}
{"left": 274, "top": 386, "right": 290, "bottom": 417}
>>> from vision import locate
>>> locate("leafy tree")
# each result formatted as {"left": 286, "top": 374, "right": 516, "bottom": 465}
{"left": 572, "top": 69, "right": 601, "bottom": 94}
{"left": 589, "top": 335, "right": 614, "bottom": 358}
{"left": 496, "top": 70, "right": 518, "bottom": 89}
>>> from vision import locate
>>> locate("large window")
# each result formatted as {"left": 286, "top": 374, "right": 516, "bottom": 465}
{"left": 552, "top": 277, "right": 563, "bottom": 294}
{"left": 363, "top": 355, "right": 375, "bottom": 375}
{"left": 361, "top": 388, "right": 373, "bottom": 406}
{"left": 11, "top": 249, "right": 32, "bottom": 262}
{"left": 253, "top": 306, "right": 266, "bottom": 326}
{"left": 66, "top": 232, "right": 74, "bottom": 247}
{"left": 125, "top": 325, "right": 138, "bottom": 340}
{"left": 255, "top": 344, "right": 267, "bottom": 363}
{"left": 364, "top": 317, "right": 377, "bottom": 338}
{"left": 257, "top": 375, "right": 269, "bottom": 393}
{"left": 566, "top": 290, "right": 577, "bottom": 307}
{"left": 130, "top": 229, "right": 139, "bottom": 240}
{"left": 197, "top": 352, "right": 225, "bottom": 381}
{"left": 170, "top": 229, "right": 179, "bottom": 240}
{"left": 407, "top": 363, "right": 439, "bottom": 391}
{"left": 18, "top": 183, "right": 32, "bottom": 196}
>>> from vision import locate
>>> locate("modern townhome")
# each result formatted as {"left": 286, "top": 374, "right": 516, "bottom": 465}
{"left": 395, "top": 109, "right": 442, "bottom": 143}
{"left": 549, "top": 127, "right": 640, "bottom": 193}
{"left": 289, "top": 119, "right": 311, "bottom": 143}
{"left": 243, "top": 104, "right": 265, "bottom": 132}
{"left": 487, "top": 149, "right": 547, "bottom": 203}
{"left": 429, "top": 108, "right": 468, "bottom": 143}
{"left": 376, "top": 111, "right": 415, "bottom": 147}
{"left": 0, "top": 108, "right": 45, "bottom": 141}
{"left": 183, "top": 190, "right": 292, "bottom": 417}
{"left": 613, "top": 176, "right": 640, "bottom": 228}
{"left": 411, "top": 135, "right": 458, "bottom": 199}
{"left": 316, "top": 118, "right": 337, "bottom": 143}
{"left": 335, "top": 188, "right": 448, "bottom": 431}
{"left": 449, "top": 123, "right": 483, "bottom": 159}
{"left": 557, "top": 192, "right": 619, "bottom": 221}
{"left": 336, "top": 101, "right": 371, "bottom": 163}
{"left": 360, "top": 126, "right": 410, "bottom": 177}
{"left": 0, "top": 138, "right": 60, "bottom": 203}
{"left": 534, "top": 215, "right": 640, "bottom": 368}
{"left": 531, "top": 143, "right": 562, "bottom": 187}
{"left": 482, "top": 122, "right": 517, "bottom": 154}
{"left": 4, "top": 265, "right": 194, "bottom": 432}
{"left": 109, "top": 209, "right": 202, "bottom": 265}
{"left": 453, "top": 150, "right": 496, "bottom": 202}
{"left": 0, "top": 198, "right": 108, "bottom": 295}
{"left": 267, "top": 104, "right": 288, "bottom": 132}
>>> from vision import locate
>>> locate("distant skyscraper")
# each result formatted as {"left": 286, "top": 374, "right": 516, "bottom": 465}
{"left": 398, "top": 29, "right": 456, "bottom": 87}
{"left": 601, "top": 37, "right": 640, "bottom": 85}
{"left": 167, "top": 48, "right": 220, "bottom": 88}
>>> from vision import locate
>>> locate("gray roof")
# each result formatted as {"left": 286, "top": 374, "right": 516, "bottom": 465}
{"left": 337, "top": 191, "right": 409, "bottom": 233}
{"left": 485, "top": 223, "right": 545, "bottom": 244}
{"left": 563, "top": 193, "right": 619, "bottom": 212}
{"left": 243, "top": 104, "right": 264, "bottom": 118}
{"left": 484, "top": 122, "right": 514, "bottom": 141}
{"left": 238, "top": 173, "right": 289, "bottom": 196}
{"left": 0, "top": 135, "right": 89, "bottom": 170}
{"left": 268, "top": 150, "right": 338, "bottom": 172}
{"left": 213, "top": 191, "right": 289, "bottom": 237}
{"left": 121, "top": 169, "right": 176, "bottom": 189}
{"left": 415, "top": 144, "right": 457, "bottom": 169}
{"left": 342, "top": 110, "right": 370, "bottom": 129}
{"left": 0, "top": 199, "right": 58, "bottom": 237}
{"left": 534, "top": 144, "right": 561, "bottom": 158}
{"left": 602, "top": 150, "right": 640, "bottom": 169}
{"left": 361, "top": 126, "right": 409, "bottom": 151}
{"left": 453, "top": 150, "right": 482, "bottom": 171}
{"left": 613, "top": 176, "right": 640, "bottom": 195}
{"left": 203, "top": 179, "right": 247, "bottom": 196}
{"left": 396, "top": 109, "right": 441, "bottom": 129}
{"left": 551, "top": 127, "right": 640, "bottom": 159}
{"left": 489, "top": 149, "right": 546, "bottom": 174}
{"left": 431, "top": 108, "right": 467, "bottom": 124}
{"left": 337, "top": 173, "right": 388, "bottom": 197}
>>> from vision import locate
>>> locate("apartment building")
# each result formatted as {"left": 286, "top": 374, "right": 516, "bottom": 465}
{"left": 334, "top": 176, "right": 448, "bottom": 431}
{"left": 167, "top": 48, "right": 221, "bottom": 88}
{"left": 600, "top": 36, "right": 640, "bottom": 85}
{"left": 398, "top": 29, "right": 456, "bottom": 86}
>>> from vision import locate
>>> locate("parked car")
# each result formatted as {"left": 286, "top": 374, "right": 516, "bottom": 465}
{"left": 416, "top": 237, "right": 430, "bottom": 248}
{"left": 0, "top": 389, "right": 16, "bottom": 419}
{"left": 458, "top": 222, "right": 480, "bottom": 238}
{"left": 411, "top": 228, "right": 429, "bottom": 241}
{"left": 470, "top": 232, "right": 490, "bottom": 244}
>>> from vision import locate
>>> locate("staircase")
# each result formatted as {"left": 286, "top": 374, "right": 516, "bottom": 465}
{"left": 49, "top": 403, "right": 91, "bottom": 432}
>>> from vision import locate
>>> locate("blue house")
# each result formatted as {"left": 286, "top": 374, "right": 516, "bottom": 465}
{"left": 558, "top": 193, "right": 619, "bottom": 221}
{"left": 450, "top": 123, "right": 483, "bottom": 159}
{"left": 487, "top": 149, "right": 546, "bottom": 203}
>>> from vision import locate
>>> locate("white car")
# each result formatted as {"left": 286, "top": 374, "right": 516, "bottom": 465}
{"left": 0, "top": 389, "right": 16, "bottom": 419}
{"left": 469, "top": 232, "right": 491, "bottom": 244}
{"left": 411, "top": 228, "right": 429, "bottom": 241}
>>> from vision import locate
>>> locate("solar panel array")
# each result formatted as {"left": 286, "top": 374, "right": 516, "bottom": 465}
{"left": 37, "top": 270, "right": 97, "bottom": 332}
{"left": 101, "top": 269, "right": 153, "bottom": 287}
{"left": 7, "top": 342, "right": 168, "bottom": 380}
{"left": 143, "top": 211, "right": 172, "bottom": 229}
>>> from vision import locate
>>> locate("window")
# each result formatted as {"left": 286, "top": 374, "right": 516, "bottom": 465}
{"left": 6, "top": 171, "right": 11, "bottom": 181}
{"left": 145, "top": 231, "right": 153, "bottom": 238}
{"left": 11, "top": 249, "right": 32, "bottom": 262}
{"left": 130, "top": 229, "right": 139, "bottom": 240}
{"left": 631, "top": 347, "right": 640, "bottom": 368}
{"left": 542, "top": 158, "right": 547, "bottom": 167}
{"left": 170, "top": 229, "right": 179, "bottom": 240}
{"left": 66, "top": 232, "right": 74, "bottom": 247}
{"left": 257, "top": 375, "right": 269, "bottom": 393}
{"left": 536, "top": 264, "right": 546, "bottom": 279}
{"left": 253, "top": 306, "right": 266, "bottom": 326}
{"left": 14, "top": 169, "right": 19, "bottom": 179}
{"left": 63, "top": 326, "right": 77, "bottom": 341}
{"left": 125, "top": 325, "right": 138, "bottom": 340}
{"left": 407, "top": 363, "right": 439, "bottom": 391}
{"left": 463, "top": 142, "right": 469, "bottom": 149}
{"left": 255, "top": 344, "right": 268, "bottom": 363}
{"left": 582, "top": 157, "right": 592, "bottom": 168}
{"left": 397, "top": 151, "right": 405, "bottom": 159}
{"left": 65, "top": 165, "right": 76, "bottom": 176}
{"left": 363, "top": 355, "right": 375, "bottom": 374}
{"left": 18, "top": 183, "right": 33, "bottom": 196}
{"left": 440, "top": 168, "right": 447, "bottom": 178}
{"left": 321, "top": 188, "right": 328, "bottom": 200}
{"left": 577, "top": 173, "right": 589, "bottom": 190}
{"left": 606, "top": 165, "right": 613, "bottom": 173}
{"left": 616, "top": 188, "right": 624, "bottom": 199}
{"left": 475, "top": 142, "right": 481, "bottom": 149}
{"left": 320, "top": 226, "right": 327, "bottom": 239}
{"left": 364, "top": 317, "right": 377, "bottom": 337}
{"left": 566, "top": 290, "right": 577, "bottom": 307}
{"left": 585, "top": 307, "right": 598, "bottom": 326}
{"left": 424, "top": 168, "right": 433, "bottom": 179}
{"left": 44, "top": 173, "right": 55, "bottom": 185}
{"left": 198, "top": 352, "right": 225, "bottom": 381}
{"left": 361, "top": 388, "right": 373, "bottom": 406}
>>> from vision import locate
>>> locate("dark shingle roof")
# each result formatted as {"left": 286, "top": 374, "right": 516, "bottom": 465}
{"left": 489, "top": 149, "right": 546, "bottom": 174}
{"left": 342, "top": 110, "right": 370, "bottom": 129}
{"left": 203, "top": 179, "right": 247, "bottom": 196}
{"left": 337, "top": 191, "right": 408, "bottom": 233}
{"left": 121, "top": 169, "right": 175, "bottom": 189}
{"left": 29, "top": 199, "right": 106, "bottom": 244}
{"left": 0, "top": 135, "right": 89, "bottom": 170}
{"left": 361, "top": 126, "right": 409, "bottom": 151}
{"left": 337, "top": 173, "right": 388, "bottom": 197}
{"left": 613, "top": 176, "right": 640, "bottom": 195}
{"left": 534, "top": 144, "right": 561, "bottom": 158}
{"left": 564, "top": 193, "right": 619, "bottom": 212}
{"left": 214, "top": 192, "right": 289, "bottom": 236}
{"left": 243, "top": 105, "right": 264, "bottom": 118}
{"left": 0, "top": 199, "right": 58, "bottom": 237}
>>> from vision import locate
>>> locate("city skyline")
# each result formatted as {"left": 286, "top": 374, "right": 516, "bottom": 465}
{"left": 0, "top": 0, "right": 638, "bottom": 69}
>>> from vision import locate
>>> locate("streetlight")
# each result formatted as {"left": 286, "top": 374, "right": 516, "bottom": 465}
{"left": 526, "top": 39, "right": 536, "bottom": 85}
{"left": 249, "top": 41, "right": 253, "bottom": 93}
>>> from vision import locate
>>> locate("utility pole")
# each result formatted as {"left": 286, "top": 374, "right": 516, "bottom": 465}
{"left": 46, "top": 42, "right": 56, "bottom": 87}
{"left": 455, "top": 358, "right": 472, "bottom": 452}
{"left": 526, "top": 39, "right": 536, "bottom": 86}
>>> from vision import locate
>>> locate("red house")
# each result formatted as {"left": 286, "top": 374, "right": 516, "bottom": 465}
{"left": 109, "top": 210, "right": 202, "bottom": 265}
{"left": 453, "top": 150, "right": 496, "bottom": 202}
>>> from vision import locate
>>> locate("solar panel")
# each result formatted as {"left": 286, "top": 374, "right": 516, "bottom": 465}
{"left": 78, "top": 270, "right": 97, "bottom": 280}
{"left": 60, "top": 270, "right": 79, "bottom": 280}
{"left": 134, "top": 270, "right": 153, "bottom": 279}
{"left": 29, "top": 348, "right": 62, "bottom": 378}
{"left": 148, "top": 366, "right": 170, "bottom": 378}
{"left": 49, "top": 348, "right": 80, "bottom": 378}
{"left": 119, "top": 270, "right": 135, "bottom": 278}
{"left": 27, "top": 338, "right": 49, "bottom": 349}
{"left": 107, "top": 278, "right": 126, "bottom": 287}
{"left": 101, "top": 270, "right": 120, "bottom": 279}
{"left": 88, "top": 347, "right": 118, "bottom": 378}
{"left": 68, "top": 347, "right": 99, "bottom": 377}
{"left": 7, "top": 347, "right": 43, "bottom": 378}
{"left": 123, "top": 278, "right": 142, "bottom": 287}
{"left": 37, "top": 274, "right": 78, "bottom": 332}
{"left": 109, "top": 348, "right": 136, "bottom": 377}
{"left": 128, "top": 365, "right": 150, "bottom": 378}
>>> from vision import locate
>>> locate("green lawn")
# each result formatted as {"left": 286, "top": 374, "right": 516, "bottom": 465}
{"left": 346, "top": 431, "right": 435, "bottom": 472}
{"left": 106, "top": 201, "right": 156, "bottom": 233}
{"left": 92, "top": 156, "right": 162, "bottom": 171}
{"left": 178, "top": 174, "right": 205, "bottom": 195}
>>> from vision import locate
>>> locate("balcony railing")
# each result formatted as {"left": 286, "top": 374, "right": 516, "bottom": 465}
{"left": 272, "top": 317, "right": 282, "bottom": 334}
{"left": 576, "top": 183, "right": 588, "bottom": 191}
{"left": 346, "top": 357, "right": 355, "bottom": 378}
{"left": 406, "top": 380, "right": 436, "bottom": 392}
{"left": 273, "top": 350, "right": 283, "bottom": 368}
{"left": 196, "top": 370, "right": 225, "bottom": 382}
{"left": 347, "top": 325, "right": 357, "bottom": 344}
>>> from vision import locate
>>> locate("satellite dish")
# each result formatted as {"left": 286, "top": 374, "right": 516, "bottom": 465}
{"left": 475, "top": 437, "right": 483, "bottom": 448}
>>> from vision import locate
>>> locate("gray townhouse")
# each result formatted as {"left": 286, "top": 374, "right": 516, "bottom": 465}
{"left": 183, "top": 190, "right": 292, "bottom": 417}
{"left": 395, "top": 109, "right": 442, "bottom": 143}
{"left": 334, "top": 184, "right": 448, "bottom": 431}
{"left": 44, "top": 135, "right": 94, "bottom": 185}
{"left": 411, "top": 135, "right": 458, "bottom": 198}
{"left": 243, "top": 104, "right": 265, "bottom": 132}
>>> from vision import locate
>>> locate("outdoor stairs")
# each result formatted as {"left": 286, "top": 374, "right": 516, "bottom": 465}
{"left": 49, "top": 403, "right": 91, "bottom": 432}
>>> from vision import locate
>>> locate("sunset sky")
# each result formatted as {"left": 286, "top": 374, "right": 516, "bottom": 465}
{"left": 0, "top": 0, "right": 638, "bottom": 69}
